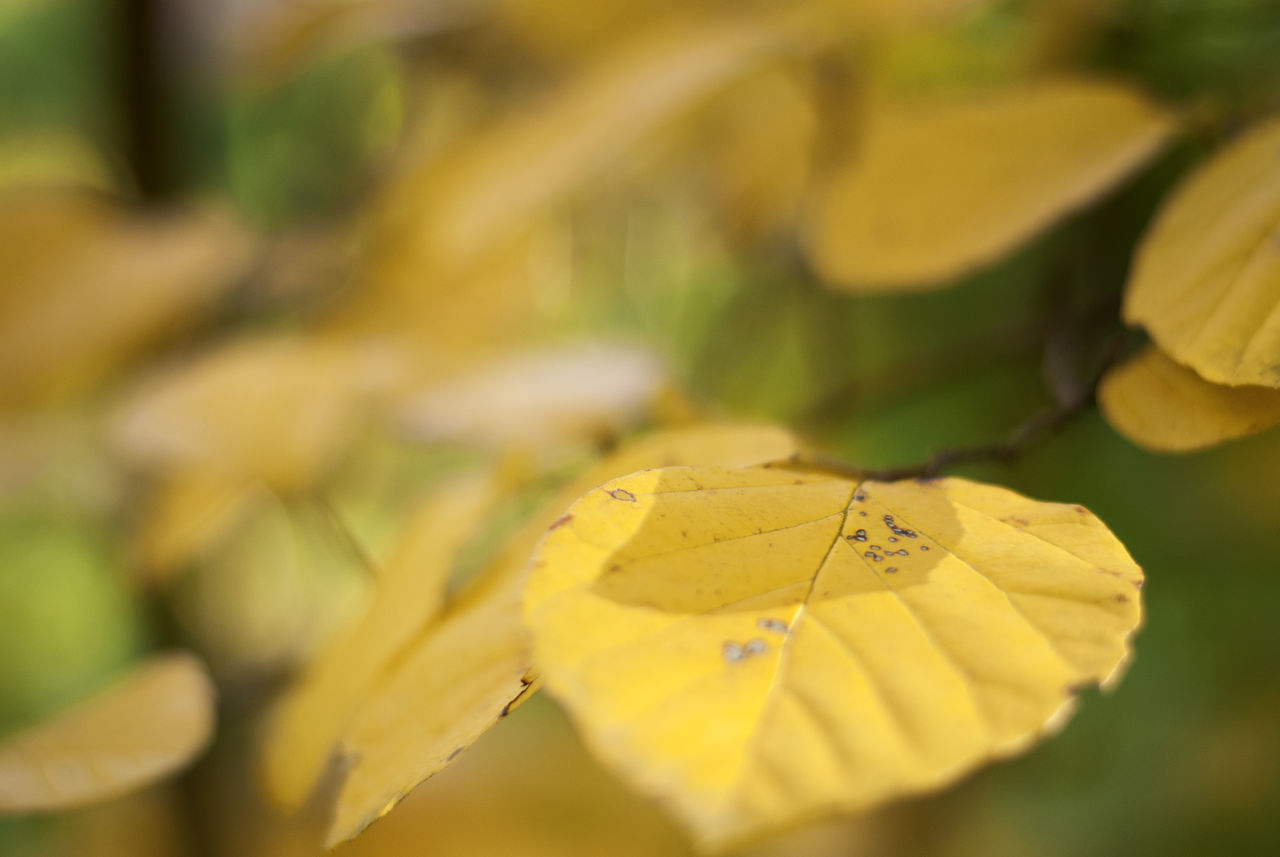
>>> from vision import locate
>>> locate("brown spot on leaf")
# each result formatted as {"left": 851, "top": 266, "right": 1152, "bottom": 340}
{"left": 1113, "top": 593, "right": 1129, "bottom": 603}
{"left": 550, "top": 514, "right": 573, "bottom": 531}
{"left": 446, "top": 747, "right": 465, "bottom": 762}
{"left": 610, "top": 488, "right": 637, "bottom": 502}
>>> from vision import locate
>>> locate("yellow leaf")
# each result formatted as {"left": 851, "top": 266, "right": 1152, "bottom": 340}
{"left": 135, "top": 476, "right": 259, "bottom": 581}
{"left": 111, "top": 337, "right": 396, "bottom": 492}
{"left": 260, "top": 472, "right": 496, "bottom": 811}
{"left": 1123, "top": 116, "right": 1280, "bottom": 388}
{"left": 326, "top": 424, "right": 798, "bottom": 845}
{"left": 1099, "top": 345, "right": 1280, "bottom": 452}
{"left": 377, "top": 10, "right": 798, "bottom": 275}
{"left": 806, "top": 79, "right": 1174, "bottom": 290}
{"left": 524, "top": 467, "right": 1144, "bottom": 847}
{"left": 0, "top": 654, "right": 215, "bottom": 813}
{"left": 0, "top": 190, "right": 253, "bottom": 411}
{"left": 394, "top": 342, "right": 665, "bottom": 449}
{"left": 169, "top": 486, "right": 368, "bottom": 679}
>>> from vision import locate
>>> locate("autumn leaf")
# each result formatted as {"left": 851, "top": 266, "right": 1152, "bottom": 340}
{"left": 0, "top": 190, "right": 252, "bottom": 411}
{"left": 806, "top": 79, "right": 1174, "bottom": 290}
{"left": 1100, "top": 345, "right": 1280, "bottom": 452}
{"left": 0, "top": 653, "right": 216, "bottom": 813}
{"left": 524, "top": 466, "right": 1143, "bottom": 847}
{"left": 1124, "top": 115, "right": 1280, "bottom": 388}
{"left": 111, "top": 336, "right": 396, "bottom": 493}
{"left": 260, "top": 472, "right": 495, "bottom": 811}
{"left": 324, "top": 424, "right": 798, "bottom": 846}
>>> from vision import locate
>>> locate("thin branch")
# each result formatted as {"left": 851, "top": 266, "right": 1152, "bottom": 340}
{"left": 790, "top": 327, "right": 1128, "bottom": 483}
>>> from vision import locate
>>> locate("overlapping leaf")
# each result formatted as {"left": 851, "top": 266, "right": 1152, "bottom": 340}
{"left": 806, "top": 79, "right": 1173, "bottom": 290}
{"left": 323, "top": 424, "right": 797, "bottom": 845}
{"left": 525, "top": 467, "right": 1143, "bottom": 847}
{"left": 1100, "top": 345, "right": 1280, "bottom": 452}
{"left": 0, "top": 654, "right": 215, "bottom": 812}
{"left": 1124, "top": 116, "right": 1280, "bottom": 388}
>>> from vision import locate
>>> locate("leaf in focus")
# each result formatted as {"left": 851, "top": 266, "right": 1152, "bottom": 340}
{"left": 524, "top": 467, "right": 1144, "bottom": 847}
{"left": 1123, "top": 115, "right": 1280, "bottom": 388}
{"left": 0, "top": 190, "right": 253, "bottom": 411}
{"left": 111, "top": 336, "right": 396, "bottom": 492}
{"left": 806, "top": 79, "right": 1174, "bottom": 290}
{"left": 326, "top": 424, "right": 797, "bottom": 846}
{"left": 260, "top": 472, "right": 495, "bottom": 811}
{"left": 1099, "top": 345, "right": 1280, "bottom": 452}
{"left": 0, "top": 653, "right": 216, "bottom": 813}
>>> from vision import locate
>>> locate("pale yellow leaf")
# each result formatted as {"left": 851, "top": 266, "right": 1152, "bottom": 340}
{"left": 806, "top": 79, "right": 1174, "bottom": 290}
{"left": 525, "top": 467, "right": 1144, "bottom": 847}
{"left": 378, "top": 10, "right": 799, "bottom": 274}
{"left": 135, "top": 476, "right": 259, "bottom": 581}
{"left": 0, "top": 190, "right": 253, "bottom": 411}
{"left": 170, "top": 486, "right": 368, "bottom": 678}
{"left": 260, "top": 472, "right": 496, "bottom": 811}
{"left": 112, "top": 336, "right": 397, "bottom": 492}
{"left": 326, "top": 424, "right": 798, "bottom": 845}
{"left": 394, "top": 342, "right": 665, "bottom": 449}
{"left": 1123, "top": 116, "right": 1280, "bottom": 388}
{"left": 1099, "top": 345, "right": 1280, "bottom": 452}
{"left": 0, "top": 654, "right": 216, "bottom": 813}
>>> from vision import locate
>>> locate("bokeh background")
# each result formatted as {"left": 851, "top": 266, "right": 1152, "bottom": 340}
{"left": 1, "top": 0, "right": 1278, "bottom": 855}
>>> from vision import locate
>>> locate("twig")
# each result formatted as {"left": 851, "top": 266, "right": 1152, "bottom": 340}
{"left": 790, "top": 328, "right": 1127, "bottom": 482}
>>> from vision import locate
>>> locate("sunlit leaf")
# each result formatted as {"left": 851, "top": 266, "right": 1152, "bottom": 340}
{"left": 260, "top": 472, "right": 495, "bottom": 811}
{"left": 0, "top": 654, "right": 216, "bottom": 813}
{"left": 111, "top": 337, "right": 397, "bottom": 492}
{"left": 1100, "top": 345, "right": 1280, "bottom": 452}
{"left": 0, "top": 190, "right": 253, "bottom": 411}
{"left": 525, "top": 467, "right": 1144, "bottom": 847}
{"left": 326, "top": 424, "right": 798, "bottom": 845}
{"left": 806, "top": 79, "right": 1173, "bottom": 290}
{"left": 1124, "top": 116, "right": 1280, "bottom": 388}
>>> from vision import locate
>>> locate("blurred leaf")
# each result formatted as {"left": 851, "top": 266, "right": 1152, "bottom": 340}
{"left": 260, "top": 472, "right": 495, "bottom": 811}
{"left": 394, "top": 342, "right": 665, "bottom": 450}
{"left": 0, "top": 190, "right": 253, "bottom": 411}
{"left": 326, "top": 423, "right": 797, "bottom": 845}
{"left": 1100, "top": 345, "right": 1280, "bottom": 452}
{"left": 375, "top": 9, "right": 800, "bottom": 276}
{"left": 112, "top": 336, "right": 398, "bottom": 493}
{"left": 1124, "top": 115, "right": 1280, "bottom": 388}
{"left": 0, "top": 132, "right": 115, "bottom": 193}
{"left": 0, "top": 653, "right": 215, "bottom": 813}
{"left": 169, "top": 486, "right": 367, "bottom": 678}
{"left": 525, "top": 468, "right": 1143, "bottom": 847}
{"left": 806, "top": 79, "right": 1173, "bottom": 290}
{"left": 134, "top": 476, "right": 259, "bottom": 582}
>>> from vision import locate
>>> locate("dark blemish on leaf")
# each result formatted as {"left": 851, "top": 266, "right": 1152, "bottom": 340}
{"left": 610, "top": 488, "right": 637, "bottom": 502}
{"left": 681, "top": 530, "right": 688, "bottom": 538}
{"left": 745, "top": 638, "right": 767, "bottom": 655}
{"left": 608, "top": 563, "right": 620, "bottom": 573}
{"left": 869, "top": 544, "right": 881, "bottom": 550}
{"left": 1005, "top": 516, "right": 1030, "bottom": 526}
{"left": 864, "top": 551, "right": 877, "bottom": 558}
{"left": 722, "top": 642, "right": 746, "bottom": 663}
{"left": 888, "top": 537, "right": 898, "bottom": 543}
{"left": 897, "top": 549, "right": 909, "bottom": 556}
{"left": 883, "top": 515, "right": 917, "bottom": 538}
{"left": 920, "top": 545, "right": 930, "bottom": 551}
{"left": 853, "top": 529, "right": 868, "bottom": 541}
{"left": 758, "top": 617, "right": 788, "bottom": 633}
{"left": 1113, "top": 593, "right": 1129, "bottom": 603}
{"left": 447, "top": 747, "right": 465, "bottom": 762}
{"left": 1074, "top": 505, "right": 1088, "bottom": 515}
{"left": 1134, "top": 580, "right": 1144, "bottom": 590}
{"left": 549, "top": 514, "right": 573, "bottom": 531}
{"left": 793, "top": 479, "right": 804, "bottom": 485}
{"left": 859, "top": 511, "right": 867, "bottom": 517}
{"left": 885, "top": 567, "right": 898, "bottom": 574}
